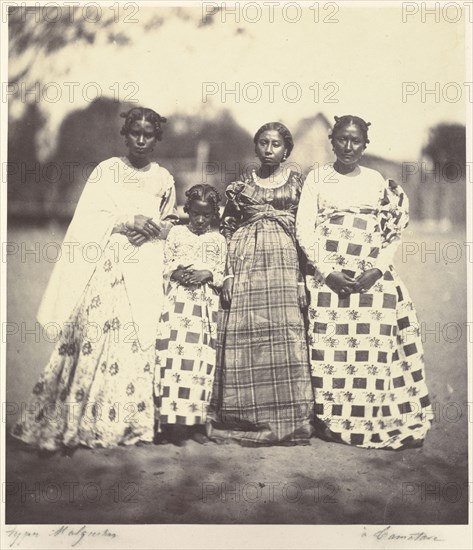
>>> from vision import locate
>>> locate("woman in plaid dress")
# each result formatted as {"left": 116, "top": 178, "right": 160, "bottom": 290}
{"left": 296, "top": 115, "right": 432, "bottom": 450}
{"left": 208, "top": 122, "right": 314, "bottom": 446}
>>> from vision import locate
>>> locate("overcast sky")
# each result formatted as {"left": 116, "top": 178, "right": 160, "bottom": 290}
{"left": 9, "top": 3, "right": 468, "bottom": 162}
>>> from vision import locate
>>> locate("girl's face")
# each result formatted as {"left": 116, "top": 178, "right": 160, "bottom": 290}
{"left": 331, "top": 123, "right": 366, "bottom": 168}
{"left": 188, "top": 200, "right": 214, "bottom": 234}
{"left": 255, "top": 130, "right": 287, "bottom": 166}
{"left": 126, "top": 119, "right": 157, "bottom": 162}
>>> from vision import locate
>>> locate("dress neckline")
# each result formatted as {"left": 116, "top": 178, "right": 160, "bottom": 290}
{"left": 120, "top": 156, "right": 157, "bottom": 172}
{"left": 251, "top": 169, "right": 292, "bottom": 189}
{"left": 185, "top": 225, "right": 213, "bottom": 237}
{"left": 331, "top": 163, "right": 363, "bottom": 179}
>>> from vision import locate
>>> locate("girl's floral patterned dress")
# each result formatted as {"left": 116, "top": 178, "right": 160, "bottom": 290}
{"left": 155, "top": 225, "right": 226, "bottom": 428}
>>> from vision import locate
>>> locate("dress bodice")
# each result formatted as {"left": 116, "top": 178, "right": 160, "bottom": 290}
{"left": 111, "top": 157, "right": 175, "bottom": 220}
{"left": 221, "top": 170, "right": 303, "bottom": 240}
{"left": 228, "top": 170, "right": 303, "bottom": 212}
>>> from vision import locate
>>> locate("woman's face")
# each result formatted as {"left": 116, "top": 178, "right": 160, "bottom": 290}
{"left": 255, "top": 130, "right": 287, "bottom": 167}
{"left": 126, "top": 119, "right": 157, "bottom": 161}
{"left": 188, "top": 200, "right": 214, "bottom": 234}
{"left": 331, "top": 123, "right": 366, "bottom": 168}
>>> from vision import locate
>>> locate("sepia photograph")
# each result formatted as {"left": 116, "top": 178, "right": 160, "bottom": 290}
{"left": 1, "top": 1, "right": 472, "bottom": 548}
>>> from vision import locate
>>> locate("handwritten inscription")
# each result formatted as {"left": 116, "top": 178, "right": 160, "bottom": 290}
{"left": 5, "top": 525, "right": 117, "bottom": 548}
{"left": 51, "top": 525, "right": 117, "bottom": 547}
{"left": 5, "top": 527, "right": 39, "bottom": 548}
{"left": 369, "top": 526, "right": 444, "bottom": 542}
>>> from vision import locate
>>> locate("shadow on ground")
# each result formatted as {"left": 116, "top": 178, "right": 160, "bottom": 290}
{"left": 5, "top": 223, "right": 469, "bottom": 524}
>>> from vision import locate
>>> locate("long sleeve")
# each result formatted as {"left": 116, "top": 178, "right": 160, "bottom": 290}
{"left": 155, "top": 181, "right": 179, "bottom": 240}
{"left": 375, "top": 233, "right": 402, "bottom": 275}
{"left": 162, "top": 227, "right": 181, "bottom": 279}
{"left": 220, "top": 198, "right": 241, "bottom": 242}
{"left": 296, "top": 169, "right": 333, "bottom": 281}
{"left": 112, "top": 213, "right": 133, "bottom": 234}
{"left": 375, "top": 179, "right": 409, "bottom": 273}
{"left": 205, "top": 234, "right": 227, "bottom": 289}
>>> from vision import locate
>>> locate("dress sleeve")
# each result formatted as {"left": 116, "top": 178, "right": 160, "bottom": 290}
{"left": 207, "top": 234, "right": 227, "bottom": 290}
{"left": 162, "top": 226, "right": 182, "bottom": 279}
{"left": 296, "top": 170, "right": 332, "bottom": 280}
{"left": 112, "top": 213, "right": 133, "bottom": 234}
{"left": 155, "top": 176, "right": 179, "bottom": 240}
{"left": 374, "top": 179, "right": 409, "bottom": 274}
{"left": 220, "top": 181, "right": 244, "bottom": 242}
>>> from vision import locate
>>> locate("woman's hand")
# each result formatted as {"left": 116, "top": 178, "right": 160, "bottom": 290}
{"left": 181, "top": 269, "right": 213, "bottom": 286}
{"left": 297, "top": 284, "right": 308, "bottom": 309}
{"left": 325, "top": 271, "right": 358, "bottom": 297}
{"left": 355, "top": 268, "right": 383, "bottom": 293}
{"left": 222, "top": 277, "right": 234, "bottom": 304}
{"left": 126, "top": 230, "right": 147, "bottom": 247}
{"left": 171, "top": 265, "right": 192, "bottom": 284}
{"left": 126, "top": 215, "right": 161, "bottom": 239}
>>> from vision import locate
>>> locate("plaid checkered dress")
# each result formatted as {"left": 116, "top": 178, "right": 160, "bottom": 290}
{"left": 297, "top": 166, "right": 432, "bottom": 449}
{"left": 208, "top": 171, "right": 314, "bottom": 446}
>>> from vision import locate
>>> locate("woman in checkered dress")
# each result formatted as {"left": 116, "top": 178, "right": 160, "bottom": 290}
{"left": 296, "top": 115, "right": 432, "bottom": 450}
{"left": 208, "top": 122, "right": 314, "bottom": 446}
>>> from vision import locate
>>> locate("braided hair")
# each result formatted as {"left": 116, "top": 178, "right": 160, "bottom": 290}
{"left": 184, "top": 184, "right": 222, "bottom": 220}
{"left": 329, "top": 115, "right": 371, "bottom": 147}
{"left": 253, "top": 122, "right": 294, "bottom": 159}
{"left": 120, "top": 107, "right": 167, "bottom": 141}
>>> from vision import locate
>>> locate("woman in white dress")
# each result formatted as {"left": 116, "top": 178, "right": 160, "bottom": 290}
{"left": 296, "top": 115, "right": 431, "bottom": 450}
{"left": 12, "top": 107, "right": 178, "bottom": 453}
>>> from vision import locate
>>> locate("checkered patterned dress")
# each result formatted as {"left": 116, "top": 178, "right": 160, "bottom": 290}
{"left": 208, "top": 171, "right": 314, "bottom": 446}
{"left": 155, "top": 226, "right": 226, "bottom": 428}
{"left": 296, "top": 166, "right": 432, "bottom": 449}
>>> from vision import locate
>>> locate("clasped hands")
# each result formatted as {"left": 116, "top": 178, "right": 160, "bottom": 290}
{"left": 171, "top": 265, "right": 213, "bottom": 287}
{"left": 325, "top": 268, "right": 383, "bottom": 298}
{"left": 125, "top": 214, "right": 171, "bottom": 247}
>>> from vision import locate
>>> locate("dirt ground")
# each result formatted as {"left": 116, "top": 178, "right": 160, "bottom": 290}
{"left": 4, "top": 223, "right": 469, "bottom": 524}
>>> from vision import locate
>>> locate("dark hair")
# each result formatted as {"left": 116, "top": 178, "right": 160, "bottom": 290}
{"left": 253, "top": 122, "right": 294, "bottom": 159}
{"left": 184, "top": 184, "right": 222, "bottom": 219}
{"left": 329, "top": 115, "right": 371, "bottom": 147}
{"left": 120, "top": 107, "right": 167, "bottom": 141}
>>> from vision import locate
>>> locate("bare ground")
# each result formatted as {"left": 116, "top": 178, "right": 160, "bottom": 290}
{"left": 5, "top": 223, "right": 469, "bottom": 524}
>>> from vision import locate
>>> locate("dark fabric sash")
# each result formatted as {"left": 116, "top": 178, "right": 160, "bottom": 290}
{"left": 239, "top": 208, "right": 296, "bottom": 240}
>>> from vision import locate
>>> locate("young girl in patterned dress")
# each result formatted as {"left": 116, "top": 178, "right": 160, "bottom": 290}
{"left": 155, "top": 185, "right": 226, "bottom": 445}
{"left": 296, "top": 115, "right": 432, "bottom": 450}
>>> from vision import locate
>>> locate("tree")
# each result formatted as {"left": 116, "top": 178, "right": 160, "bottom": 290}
{"left": 422, "top": 123, "right": 466, "bottom": 180}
